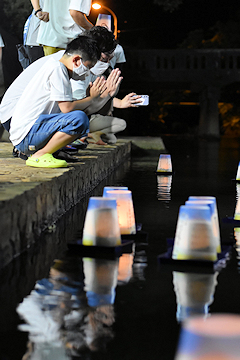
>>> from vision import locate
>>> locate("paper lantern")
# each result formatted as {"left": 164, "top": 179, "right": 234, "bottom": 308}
{"left": 172, "top": 205, "right": 217, "bottom": 261}
{"left": 82, "top": 197, "right": 121, "bottom": 246}
{"left": 185, "top": 200, "right": 221, "bottom": 253}
{"left": 156, "top": 154, "right": 172, "bottom": 173}
{"left": 104, "top": 190, "right": 136, "bottom": 235}
{"left": 103, "top": 186, "right": 128, "bottom": 197}
{"left": 175, "top": 314, "right": 240, "bottom": 360}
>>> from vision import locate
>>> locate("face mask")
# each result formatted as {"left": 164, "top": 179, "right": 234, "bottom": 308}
{"left": 90, "top": 61, "right": 110, "bottom": 76}
{"left": 72, "top": 59, "right": 90, "bottom": 81}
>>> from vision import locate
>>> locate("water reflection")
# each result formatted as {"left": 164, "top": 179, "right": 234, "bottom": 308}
{"left": 16, "top": 243, "right": 143, "bottom": 359}
{"left": 17, "top": 255, "right": 119, "bottom": 358}
{"left": 173, "top": 271, "right": 218, "bottom": 322}
{"left": 156, "top": 175, "right": 172, "bottom": 204}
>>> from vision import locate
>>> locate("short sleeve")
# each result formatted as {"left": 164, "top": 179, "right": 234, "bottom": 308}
{"left": 49, "top": 63, "right": 73, "bottom": 102}
{"left": 69, "top": 0, "right": 92, "bottom": 16}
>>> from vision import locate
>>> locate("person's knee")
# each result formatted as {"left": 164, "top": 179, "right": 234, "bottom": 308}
{"left": 118, "top": 119, "right": 127, "bottom": 131}
{"left": 71, "top": 111, "right": 89, "bottom": 129}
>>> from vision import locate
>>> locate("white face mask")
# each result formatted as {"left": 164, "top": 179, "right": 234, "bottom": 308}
{"left": 72, "top": 59, "right": 90, "bottom": 81}
{"left": 90, "top": 61, "right": 110, "bottom": 76}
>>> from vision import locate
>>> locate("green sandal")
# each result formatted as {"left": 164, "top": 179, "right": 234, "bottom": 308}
{"left": 26, "top": 153, "right": 68, "bottom": 168}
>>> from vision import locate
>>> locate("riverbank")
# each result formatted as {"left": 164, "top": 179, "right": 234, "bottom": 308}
{"left": 0, "top": 137, "right": 165, "bottom": 269}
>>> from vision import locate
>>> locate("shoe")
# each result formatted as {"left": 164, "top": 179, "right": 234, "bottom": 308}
{"left": 26, "top": 153, "right": 68, "bottom": 168}
{"left": 53, "top": 150, "right": 81, "bottom": 163}
{"left": 60, "top": 144, "right": 78, "bottom": 154}
{"left": 12, "top": 147, "right": 28, "bottom": 160}
{"left": 70, "top": 139, "right": 88, "bottom": 150}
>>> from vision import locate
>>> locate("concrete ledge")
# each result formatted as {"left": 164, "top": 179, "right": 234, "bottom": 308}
{"left": 0, "top": 140, "right": 131, "bottom": 268}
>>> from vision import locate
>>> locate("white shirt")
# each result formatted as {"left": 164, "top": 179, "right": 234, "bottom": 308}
{"left": 0, "top": 51, "right": 64, "bottom": 124}
{"left": 37, "top": 0, "right": 92, "bottom": 48}
{"left": 25, "top": 0, "right": 45, "bottom": 46}
{"left": 0, "top": 34, "right": 4, "bottom": 47}
{"left": 109, "top": 44, "right": 126, "bottom": 68}
{"left": 10, "top": 57, "right": 72, "bottom": 145}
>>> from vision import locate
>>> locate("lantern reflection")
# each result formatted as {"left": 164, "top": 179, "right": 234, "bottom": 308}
{"left": 157, "top": 175, "right": 172, "bottom": 203}
{"left": 173, "top": 271, "right": 218, "bottom": 322}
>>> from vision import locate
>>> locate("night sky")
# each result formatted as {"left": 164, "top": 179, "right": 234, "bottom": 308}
{"left": 89, "top": 0, "right": 240, "bottom": 48}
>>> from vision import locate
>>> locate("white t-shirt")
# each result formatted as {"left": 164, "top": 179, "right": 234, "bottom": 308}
{"left": 25, "top": 0, "right": 45, "bottom": 46}
{"left": 37, "top": 0, "right": 92, "bottom": 48}
{"left": 0, "top": 51, "right": 64, "bottom": 124}
{"left": 10, "top": 57, "right": 72, "bottom": 145}
{"left": 0, "top": 34, "right": 4, "bottom": 47}
{"left": 71, "top": 45, "right": 126, "bottom": 100}
{"left": 109, "top": 44, "right": 126, "bottom": 68}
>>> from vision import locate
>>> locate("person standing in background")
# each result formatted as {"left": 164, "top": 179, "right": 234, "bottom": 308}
{"left": 35, "top": 0, "right": 93, "bottom": 56}
{"left": 25, "top": 0, "right": 49, "bottom": 64}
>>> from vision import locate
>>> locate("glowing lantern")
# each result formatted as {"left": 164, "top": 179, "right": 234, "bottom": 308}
{"left": 104, "top": 190, "right": 136, "bottom": 235}
{"left": 82, "top": 197, "right": 121, "bottom": 246}
{"left": 172, "top": 205, "right": 217, "bottom": 261}
{"left": 156, "top": 154, "right": 172, "bottom": 173}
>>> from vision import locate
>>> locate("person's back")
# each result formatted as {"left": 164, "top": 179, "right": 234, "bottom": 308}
{"left": 37, "top": 0, "right": 93, "bottom": 55}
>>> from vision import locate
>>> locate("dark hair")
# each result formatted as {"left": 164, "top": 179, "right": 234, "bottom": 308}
{"left": 64, "top": 34, "right": 101, "bottom": 62}
{"left": 87, "top": 26, "right": 117, "bottom": 54}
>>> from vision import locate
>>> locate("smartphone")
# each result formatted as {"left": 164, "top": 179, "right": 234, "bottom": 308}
{"left": 137, "top": 95, "right": 149, "bottom": 106}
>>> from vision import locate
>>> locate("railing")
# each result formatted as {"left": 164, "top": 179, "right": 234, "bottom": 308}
{"left": 124, "top": 49, "right": 240, "bottom": 85}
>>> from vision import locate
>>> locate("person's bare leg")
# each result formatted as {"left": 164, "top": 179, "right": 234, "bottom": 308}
{"left": 31, "top": 132, "right": 79, "bottom": 158}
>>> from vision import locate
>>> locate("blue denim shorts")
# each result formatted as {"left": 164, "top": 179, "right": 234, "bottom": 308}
{"left": 15, "top": 111, "right": 89, "bottom": 155}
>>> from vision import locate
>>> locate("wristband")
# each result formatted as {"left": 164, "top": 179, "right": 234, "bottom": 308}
{"left": 35, "top": 8, "right": 42, "bottom": 16}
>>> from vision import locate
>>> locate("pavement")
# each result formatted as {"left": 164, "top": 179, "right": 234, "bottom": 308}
{"left": 0, "top": 134, "right": 165, "bottom": 269}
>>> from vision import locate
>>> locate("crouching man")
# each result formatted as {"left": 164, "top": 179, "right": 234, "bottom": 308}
{"left": 5, "top": 35, "right": 106, "bottom": 168}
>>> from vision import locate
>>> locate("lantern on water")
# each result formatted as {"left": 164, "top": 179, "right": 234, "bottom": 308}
{"left": 103, "top": 186, "right": 128, "bottom": 197}
{"left": 175, "top": 314, "right": 240, "bottom": 360}
{"left": 104, "top": 190, "right": 136, "bottom": 235}
{"left": 156, "top": 154, "right": 172, "bottom": 173}
{"left": 82, "top": 197, "right": 121, "bottom": 246}
{"left": 172, "top": 205, "right": 217, "bottom": 261}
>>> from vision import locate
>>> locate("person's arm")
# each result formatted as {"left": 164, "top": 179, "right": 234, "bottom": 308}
{"left": 82, "top": 69, "right": 123, "bottom": 115}
{"left": 58, "top": 77, "right": 107, "bottom": 113}
{"left": 69, "top": 10, "right": 93, "bottom": 29}
{"left": 113, "top": 93, "right": 142, "bottom": 108}
{"left": 30, "top": 0, "right": 49, "bottom": 22}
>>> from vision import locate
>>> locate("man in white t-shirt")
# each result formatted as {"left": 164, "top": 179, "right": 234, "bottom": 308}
{"left": 4, "top": 34, "right": 108, "bottom": 168}
{"left": 35, "top": 0, "right": 93, "bottom": 56}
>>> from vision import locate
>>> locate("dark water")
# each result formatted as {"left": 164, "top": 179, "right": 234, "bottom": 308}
{"left": 1, "top": 135, "right": 240, "bottom": 360}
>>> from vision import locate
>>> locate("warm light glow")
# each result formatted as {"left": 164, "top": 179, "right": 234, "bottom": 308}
{"left": 156, "top": 154, "right": 172, "bottom": 173}
{"left": 82, "top": 197, "right": 121, "bottom": 246}
{"left": 92, "top": 3, "right": 101, "bottom": 10}
{"left": 172, "top": 205, "right": 217, "bottom": 261}
{"left": 104, "top": 190, "right": 136, "bottom": 235}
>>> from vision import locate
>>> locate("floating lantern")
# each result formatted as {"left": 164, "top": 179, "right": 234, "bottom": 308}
{"left": 103, "top": 186, "right": 128, "bottom": 197}
{"left": 83, "top": 257, "right": 118, "bottom": 307}
{"left": 172, "top": 205, "right": 217, "bottom": 261}
{"left": 82, "top": 197, "right": 121, "bottom": 246}
{"left": 156, "top": 154, "right": 172, "bottom": 173}
{"left": 236, "top": 161, "right": 240, "bottom": 181}
{"left": 185, "top": 200, "right": 221, "bottom": 253}
{"left": 175, "top": 314, "right": 240, "bottom": 360}
{"left": 188, "top": 196, "right": 220, "bottom": 251}
{"left": 173, "top": 271, "right": 218, "bottom": 322}
{"left": 104, "top": 190, "right": 136, "bottom": 235}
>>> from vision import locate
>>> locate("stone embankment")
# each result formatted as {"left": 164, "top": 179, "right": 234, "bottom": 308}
{"left": 0, "top": 136, "right": 165, "bottom": 269}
